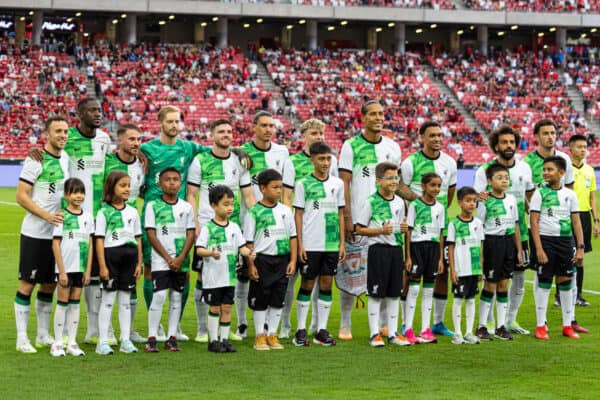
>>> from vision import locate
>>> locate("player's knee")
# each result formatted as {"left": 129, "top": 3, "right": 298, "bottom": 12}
{"left": 300, "top": 278, "right": 315, "bottom": 292}
{"left": 17, "top": 281, "right": 34, "bottom": 296}
{"left": 557, "top": 278, "right": 573, "bottom": 291}
{"left": 319, "top": 276, "right": 333, "bottom": 292}
{"left": 39, "top": 282, "right": 56, "bottom": 293}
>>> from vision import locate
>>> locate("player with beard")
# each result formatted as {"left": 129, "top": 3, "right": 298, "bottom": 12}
{"left": 474, "top": 125, "right": 534, "bottom": 335}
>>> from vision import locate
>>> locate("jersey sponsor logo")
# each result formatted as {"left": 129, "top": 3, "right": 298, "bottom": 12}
{"left": 495, "top": 217, "right": 501, "bottom": 227}
{"left": 112, "top": 232, "right": 119, "bottom": 241}
{"left": 77, "top": 159, "right": 85, "bottom": 170}
{"left": 162, "top": 226, "right": 169, "bottom": 235}
{"left": 49, "top": 182, "right": 56, "bottom": 194}
{"left": 252, "top": 175, "right": 258, "bottom": 185}
{"left": 68, "top": 231, "right": 74, "bottom": 240}
{"left": 263, "top": 229, "right": 270, "bottom": 238}
{"left": 361, "top": 166, "right": 370, "bottom": 178}
{"left": 313, "top": 200, "right": 320, "bottom": 210}
{"left": 420, "top": 225, "right": 427, "bottom": 235}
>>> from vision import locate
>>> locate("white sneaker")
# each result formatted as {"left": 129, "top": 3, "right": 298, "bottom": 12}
{"left": 107, "top": 328, "right": 118, "bottom": 346}
{"left": 194, "top": 333, "right": 208, "bottom": 343}
{"left": 119, "top": 339, "right": 138, "bottom": 354}
{"left": 84, "top": 335, "right": 98, "bottom": 345}
{"left": 464, "top": 333, "right": 481, "bottom": 344}
{"left": 16, "top": 338, "right": 37, "bottom": 354}
{"left": 451, "top": 334, "right": 465, "bottom": 345}
{"left": 95, "top": 341, "right": 114, "bottom": 355}
{"left": 35, "top": 334, "right": 54, "bottom": 348}
{"left": 50, "top": 342, "right": 66, "bottom": 357}
{"left": 279, "top": 327, "right": 291, "bottom": 339}
{"left": 130, "top": 329, "right": 146, "bottom": 343}
{"left": 157, "top": 324, "right": 167, "bottom": 342}
{"left": 66, "top": 343, "right": 85, "bottom": 356}
{"left": 176, "top": 325, "right": 189, "bottom": 342}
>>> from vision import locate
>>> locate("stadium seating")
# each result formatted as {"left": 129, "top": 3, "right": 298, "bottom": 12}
{"left": 262, "top": 48, "right": 471, "bottom": 156}
{"left": 290, "top": 0, "right": 454, "bottom": 9}
{"left": 464, "top": 0, "right": 600, "bottom": 13}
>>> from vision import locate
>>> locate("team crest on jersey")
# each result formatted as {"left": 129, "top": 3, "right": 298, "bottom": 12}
{"left": 276, "top": 160, "right": 281, "bottom": 168}
{"left": 232, "top": 169, "right": 237, "bottom": 176}
{"left": 385, "top": 154, "right": 391, "bottom": 160}
{"left": 179, "top": 212, "right": 184, "bottom": 219}
{"left": 128, "top": 218, "right": 132, "bottom": 226}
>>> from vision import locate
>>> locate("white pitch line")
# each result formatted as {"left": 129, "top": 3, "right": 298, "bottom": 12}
{"left": 526, "top": 280, "right": 600, "bottom": 296}
{"left": 0, "top": 201, "right": 18, "bottom": 206}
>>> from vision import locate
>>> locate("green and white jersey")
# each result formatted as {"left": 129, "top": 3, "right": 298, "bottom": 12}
{"left": 400, "top": 150, "right": 457, "bottom": 212}
{"left": 293, "top": 174, "right": 345, "bottom": 252}
{"left": 187, "top": 150, "right": 251, "bottom": 226}
{"left": 19, "top": 152, "right": 69, "bottom": 239}
{"left": 474, "top": 159, "right": 534, "bottom": 241}
{"left": 196, "top": 220, "right": 245, "bottom": 289}
{"left": 338, "top": 134, "right": 401, "bottom": 222}
{"left": 446, "top": 216, "right": 484, "bottom": 277}
{"left": 290, "top": 150, "right": 338, "bottom": 184}
{"left": 53, "top": 209, "right": 94, "bottom": 273}
{"left": 476, "top": 193, "right": 518, "bottom": 236}
{"left": 140, "top": 138, "right": 209, "bottom": 203}
{"left": 144, "top": 198, "right": 195, "bottom": 272}
{"left": 243, "top": 202, "right": 296, "bottom": 256}
{"left": 522, "top": 150, "right": 574, "bottom": 187}
{"left": 104, "top": 153, "right": 145, "bottom": 209}
{"left": 239, "top": 141, "right": 295, "bottom": 202}
{"left": 356, "top": 192, "right": 406, "bottom": 247}
{"left": 530, "top": 186, "right": 579, "bottom": 237}
{"left": 95, "top": 203, "right": 142, "bottom": 248}
{"left": 406, "top": 198, "right": 445, "bottom": 243}
{"left": 64, "top": 127, "right": 111, "bottom": 217}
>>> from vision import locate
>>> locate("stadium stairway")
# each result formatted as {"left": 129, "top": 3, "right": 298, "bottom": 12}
{"left": 255, "top": 61, "right": 289, "bottom": 114}
{"left": 423, "top": 64, "right": 487, "bottom": 135}
{"left": 566, "top": 84, "right": 600, "bottom": 136}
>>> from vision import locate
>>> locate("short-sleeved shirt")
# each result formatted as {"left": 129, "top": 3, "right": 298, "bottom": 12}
{"left": 530, "top": 186, "right": 579, "bottom": 237}
{"left": 474, "top": 159, "right": 534, "bottom": 241}
{"left": 140, "top": 138, "right": 209, "bottom": 203}
{"left": 104, "top": 153, "right": 145, "bottom": 209}
{"left": 53, "top": 209, "right": 94, "bottom": 273}
{"left": 196, "top": 220, "right": 245, "bottom": 288}
{"left": 187, "top": 150, "right": 251, "bottom": 226}
{"left": 356, "top": 192, "right": 406, "bottom": 247}
{"left": 95, "top": 203, "right": 142, "bottom": 248}
{"left": 243, "top": 202, "right": 296, "bottom": 256}
{"left": 19, "top": 152, "right": 70, "bottom": 239}
{"left": 293, "top": 174, "right": 345, "bottom": 252}
{"left": 338, "top": 134, "right": 401, "bottom": 222}
{"left": 572, "top": 162, "right": 596, "bottom": 212}
{"left": 401, "top": 150, "right": 457, "bottom": 214}
{"left": 523, "top": 150, "right": 574, "bottom": 187}
{"left": 476, "top": 193, "right": 519, "bottom": 236}
{"left": 144, "top": 198, "right": 195, "bottom": 272}
{"left": 239, "top": 141, "right": 295, "bottom": 202}
{"left": 446, "top": 216, "right": 484, "bottom": 277}
{"left": 63, "top": 127, "right": 111, "bottom": 217}
{"left": 290, "top": 150, "right": 339, "bottom": 184}
{"left": 406, "top": 198, "right": 445, "bottom": 243}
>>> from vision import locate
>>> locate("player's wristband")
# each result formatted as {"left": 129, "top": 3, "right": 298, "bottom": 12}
{"left": 594, "top": 218, "right": 599, "bottom": 223}
{"left": 577, "top": 244, "right": 585, "bottom": 249}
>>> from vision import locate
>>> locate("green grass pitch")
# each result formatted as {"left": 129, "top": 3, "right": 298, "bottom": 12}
{"left": 0, "top": 187, "right": 599, "bottom": 399}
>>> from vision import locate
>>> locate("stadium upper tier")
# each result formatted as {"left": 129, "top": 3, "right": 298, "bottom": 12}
{"left": 0, "top": 45, "right": 598, "bottom": 165}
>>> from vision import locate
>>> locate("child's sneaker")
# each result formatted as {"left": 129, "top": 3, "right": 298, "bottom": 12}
{"left": 16, "top": 338, "right": 37, "bottom": 354}
{"left": 119, "top": 339, "right": 138, "bottom": 353}
{"left": 66, "top": 343, "right": 85, "bottom": 356}
{"left": 535, "top": 326, "right": 549, "bottom": 340}
{"left": 266, "top": 335, "right": 284, "bottom": 350}
{"left": 95, "top": 341, "right": 114, "bottom": 355}
{"left": 208, "top": 340, "right": 226, "bottom": 353}
{"left": 228, "top": 331, "right": 243, "bottom": 342}
{"left": 451, "top": 334, "right": 465, "bottom": 345}
{"left": 388, "top": 333, "right": 411, "bottom": 346}
{"left": 253, "top": 335, "right": 270, "bottom": 351}
{"left": 50, "top": 342, "right": 66, "bottom": 357}
{"left": 194, "top": 333, "right": 209, "bottom": 343}
{"left": 464, "top": 333, "right": 481, "bottom": 344}
{"left": 562, "top": 326, "right": 580, "bottom": 339}
{"left": 476, "top": 326, "right": 494, "bottom": 341}
{"left": 404, "top": 328, "right": 419, "bottom": 345}
{"left": 418, "top": 328, "right": 437, "bottom": 344}
{"left": 369, "top": 334, "right": 385, "bottom": 347}
{"left": 338, "top": 326, "right": 353, "bottom": 340}
{"left": 35, "top": 334, "right": 54, "bottom": 348}
{"left": 431, "top": 322, "right": 454, "bottom": 337}
{"left": 145, "top": 337, "right": 159, "bottom": 353}
{"left": 293, "top": 329, "right": 310, "bottom": 347}
{"left": 221, "top": 339, "right": 237, "bottom": 353}
{"left": 494, "top": 326, "right": 514, "bottom": 341}
{"left": 164, "top": 336, "right": 181, "bottom": 351}
{"left": 313, "top": 329, "right": 336, "bottom": 346}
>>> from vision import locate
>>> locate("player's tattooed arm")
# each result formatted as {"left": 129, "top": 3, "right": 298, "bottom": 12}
{"left": 396, "top": 176, "right": 418, "bottom": 201}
